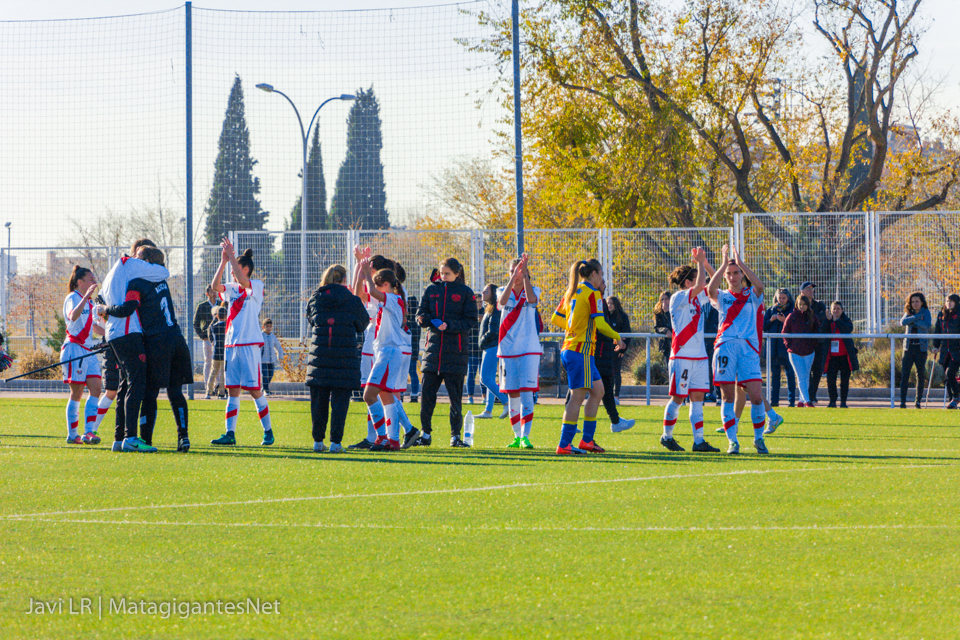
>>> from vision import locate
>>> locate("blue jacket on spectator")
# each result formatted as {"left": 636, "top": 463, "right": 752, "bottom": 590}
{"left": 900, "top": 307, "right": 932, "bottom": 352}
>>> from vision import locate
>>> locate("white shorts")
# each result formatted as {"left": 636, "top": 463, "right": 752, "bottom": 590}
{"left": 225, "top": 345, "right": 262, "bottom": 391}
{"left": 668, "top": 358, "right": 710, "bottom": 397}
{"left": 361, "top": 352, "right": 373, "bottom": 380}
{"left": 499, "top": 354, "right": 541, "bottom": 393}
{"left": 61, "top": 343, "right": 101, "bottom": 385}
{"left": 713, "top": 340, "right": 762, "bottom": 387}
{"left": 391, "top": 351, "right": 411, "bottom": 393}
{"left": 365, "top": 345, "right": 404, "bottom": 392}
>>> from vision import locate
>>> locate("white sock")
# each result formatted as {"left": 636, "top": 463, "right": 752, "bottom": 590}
{"left": 690, "top": 401, "right": 704, "bottom": 444}
{"left": 395, "top": 399, "right": 414, "bottom": 433}
{"left": 520, "top": 391, "right": 535, "bottom": 438}
{"left": 384, "top": 402, "right": 400, "bottom": 443}
{"left": 508, "top": 395, "right": 522, "bottom": 438}
{"left": 662, "top": 400, "right": 681, "bottom": 438}
{"left": 254, "top": 395, "right": 271, "bottom": 432}
{"left": 721, "top": 401, "right": 738, "bottom": 442}
{"left": 751, "top": 402, "right": 765, "bottom": 440}
{"left": 766, "top": 406, "right": 780, "bottom": 421}
{"left": 225, "top": 396, "right": 240, "bottom": 432}
{"left": 368, "top": 398, "right": 386, "bottom": 437}
{"left": 66, "top": 399, "right": 80, "bottom": 438}
{"left": 366, "top": 413, "right": 376, "bottom": 443}
{"left": 83, "top": 396, "right": 99, "bottom": 434}
{"left": 92, "top": 395, "right": 114, "bottom": 433}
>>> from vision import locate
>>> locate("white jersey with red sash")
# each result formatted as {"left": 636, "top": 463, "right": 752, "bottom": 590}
{"left": 713, "top": 287, "right": 764, "bottom": 353}
{"left": 63, "top": 291, "right": 98, "bottom": 350}
{"left": 669, "top": 289, "right": 708, "bottom": 360}
{"left": 497, "top": 286, "right": 543, "bottom": 358}
{"left": 220, "top": 280, "right": 265, "bottom": 348}
{"left": 373, "top": 292, "right": 409, "bottom": 351}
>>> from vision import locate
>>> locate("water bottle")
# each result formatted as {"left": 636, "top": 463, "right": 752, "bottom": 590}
{"left": 463, "top": 411, "right": 475, "bottom": 446}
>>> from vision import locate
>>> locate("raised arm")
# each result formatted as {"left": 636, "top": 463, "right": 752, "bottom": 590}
{"left": 732, "top": 246, "right": 764, "bottom": 296}
{"left": 519, "top": 254, "right": 537, "bottom": 305}
{"left": 690, "top": 247, "right": 707, "bottom": 299}
{"left": 358, "top": 259, "right": 385, "bottom": 302}
{"left": 67, "top": 282, "right": 98, "bottom": 322}
{"left": 352, "top": 245, "right": 368, "bottom": 303}
{"left": 211, "top": 246, "right": 228, "bottom": 294}
{"left": 707, "top": 244, "right": 729, "bottom": 304}
{"left": 221, "top": 237, "right": 251, "bottom": 291}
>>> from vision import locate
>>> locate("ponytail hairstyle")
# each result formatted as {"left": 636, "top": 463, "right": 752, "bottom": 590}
{"left": 68, "top": 265, "right": 92, "bottom": 293}
{"left": 237, "top": 248, "right": 255, "bottom": 275}
{"left": 563, "top": 260, "right": 601, "bottom": 306}
{"left": 374, "top": 268, "right": 405, "bottom": 301}
{"left": 440, "top": 257, "right": 465, "bottom": 284}
{"left": 320, "top": 264, "right": 347, "bottom": 286}
{"left": 653, "top": 290, "right": 671, "bottom": 315}
{"left": 669, "top": 264, "right": 697, "bottom": 288}
{"left": 139, "top": 246, "right": 165, "bottom": 266}
{"left": 904, "top": 291, "right": 928, "bottom": 315}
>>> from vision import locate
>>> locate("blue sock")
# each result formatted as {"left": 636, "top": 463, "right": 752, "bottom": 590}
{"left": 582, "top": 415, "right": 598, "bottom": 443}
{"left": 559, "top": 421, "right": 578, "bottom": 448}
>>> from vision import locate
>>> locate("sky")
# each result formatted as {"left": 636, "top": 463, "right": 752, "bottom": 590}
{"left": 1, "top": 0, "right": 958, "bottom": 253}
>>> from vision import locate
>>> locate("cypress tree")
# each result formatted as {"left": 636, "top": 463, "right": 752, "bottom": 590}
{"left": 330, "top": 87, "right": 389, "bottom": 230}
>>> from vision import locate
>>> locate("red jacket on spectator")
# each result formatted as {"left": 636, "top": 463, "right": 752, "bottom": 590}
{"left": 783, "top": 311, "right": 820, "bottom": 356}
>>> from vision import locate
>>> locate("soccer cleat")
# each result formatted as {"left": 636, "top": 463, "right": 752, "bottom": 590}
{"left": 727, "top": 440, "right": 740, "bottom": 455}
{"left": 261, "top": 430, "right": 275, "bottom": 446}
{"left": 764, "top": 414, "right": 784, "bottom": 435}
{"left": 797, "top": 401, "right": 806, "bottom": 408}
{"left": 82, "top": 432, "right": 101, "bottom": 445}
{"left": 371, "top": 440, "right": 400, "bottom": 451}
{"left": 450, "top": 435, "right": 471, "bottom": 448}
{"left": 414, "top": 434, "right": 432, "bottom": 447}
{"left": 111, "top": 440, "right": 123, "bottom": 452}
{"left": 328, "top": 442, "right": 345, "bottom": 453}
{"left": 578, "top": 439, "right": 606, "bottom": 453}
{"left": 692, "top": 440, "right": 720, "bottom": 453}
{"left": 519, "top": 436, "right": 534, "bottom": 450}
{"left": 506, "top": 437, "right": 522, "bottom": 448}
{"left": 715, "top": 427, "right": 725, "bottom": 433}
{"left": 211, "top": 432, "right": 236, "bottom": 446}
{"left": 177, "top": 437, "right": 191, "bottom": 453}
{"left": 66, "top": 435, "right": 84, "bottom": 444}
{"left": 659, "top": 435, "right": 685, "bottom": 452}
{"left": 348, "top": 439, "right": 374, "bottom": 450}
{"left": 122, "top": 437, "right": 157, "bottom": 453}
{"left": 313, "top": 441, "right": 327, "bottom": 453}
{"left": 475, "top": 411, "right": 493, "bottom": 419}
{"left": 610, "top": 417, "right": 636, "bottom": 433}
{"left": 556, "top": 444, "right": 587, "bottom": 455}
{"left": 754, "top": 438, "right": 769, "bottom": 455}
{"left": 402, "top": 428, "right": 421, "bottom": 449}
{"left": 499, "top": 406, "right": 510, "bottom": 419}
{"left": 949, "top": 400, "right": 958, "bottom": 410}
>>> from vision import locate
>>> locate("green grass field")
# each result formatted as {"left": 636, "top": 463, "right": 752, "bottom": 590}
{"left": 1, "top": 397, "right": 959, "bottom": 639}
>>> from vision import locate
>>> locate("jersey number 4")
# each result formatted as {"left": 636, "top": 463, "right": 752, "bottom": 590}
{"left": 680, "top": 369, "right": 689, "bottom": 381}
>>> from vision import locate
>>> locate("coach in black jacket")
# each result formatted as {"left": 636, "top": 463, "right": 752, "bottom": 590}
{"left": 416, "top": 260, "right": 479, "bottom": 446}
{"left": 305, "top": 267, "right": 370, "bottom": 450}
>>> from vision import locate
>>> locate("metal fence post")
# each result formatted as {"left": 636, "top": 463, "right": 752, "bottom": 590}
{"left": 471, "top": 229, "right": 485, "bottom": 293}
{"left": 890, "top": 334, "right": 896, "bottom": 408}
{"left": 645, "top": 337, "right": 651, "bottom": 406}
{"left": 766, "top": 336, "right": 771, "bottom": 404}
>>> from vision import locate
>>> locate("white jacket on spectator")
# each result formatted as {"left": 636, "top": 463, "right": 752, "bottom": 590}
{"left": 261, "top": 331, "right": 285, "bottom": 364}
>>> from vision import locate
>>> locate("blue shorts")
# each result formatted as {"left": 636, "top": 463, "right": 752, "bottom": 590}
{"left": 561, "top": 349, "right": 601, "bottom": 390}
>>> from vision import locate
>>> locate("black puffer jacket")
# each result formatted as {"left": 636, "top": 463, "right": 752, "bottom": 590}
{"left": 595, "top": 300, "right": 618, "bottom": 374}
{"left": 305, "top": 283, "right": 370, "bottom": 389}
{"left": 479, "top": 307, "right": 501, "bottom": 352}
{"left": 934, "top": 307, "right": 960, "bottom": 365}
{"left": 417, "top": 280, "right": 479, "bottom": 374}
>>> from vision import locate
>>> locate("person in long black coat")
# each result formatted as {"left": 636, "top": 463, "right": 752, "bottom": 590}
{"left": 415, "top": 258, "right": 479, "bottom": 447}
{"left": 305, "top": 265, "right": 370, "bottom": 452}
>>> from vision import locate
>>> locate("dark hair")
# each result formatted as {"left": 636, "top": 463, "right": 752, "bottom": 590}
{"left": 262, "top": 318, "right": 273, "bottom": 326}
{"left": 831, "top": 300, "right": 844, "bottom": 311}
{"left": 237, "top": 248, "right": 254, "bottom": 275}
{"left": 374, "top": 268, "right": 405, "bottom": 300}
{"left": 775, "top": 288, "right": 794, "bottom": 311}
{"left": 482, "top": 283, "right": 497, "bottom": 314}
{"left": 653, "top": 290, "right": 671, "bottom": 315}
{"left": 795, "top": 294, "right": 814, "bottom": 323}
{"left": 139, "top": 246, "right": 165, "bottom": 266}
{"left": 669, "top": 265, "right": 697, "bottom": 288}
{"left": 606, "top": 296, "right": 624, "bottom": 316}
{"left": 371, "top": 255, "right": 407, "bottom": 284}
{"left": 905, "top": 292, "right": 927, "bottom": 315}
{"left": 217, "top": 306, "right": 227, "bottom": 319}
{"left": 206, "top": 285, "right": 214, "bottom": 294}
{"left": 942, "top": 294, "right": 960, "bottom": 315}
{"left": 68, "top": 265, "right": 92, "bottom": 293}
{"left": 564, "top": 260, "right": 601, "bottom": 306}
{"left": 131, "top": 238, "right": 156, "bottom": 255}
{"left": 440, "top": 257, "right": 465, "bottom": 284}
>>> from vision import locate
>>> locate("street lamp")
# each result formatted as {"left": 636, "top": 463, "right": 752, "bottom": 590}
{"left": 256, "top": 84, "right": 356, "bottom": 341}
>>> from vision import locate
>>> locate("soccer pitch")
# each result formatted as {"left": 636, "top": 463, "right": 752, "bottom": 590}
{"left": 1, "top": 398, "right": 958, "bottom": 639}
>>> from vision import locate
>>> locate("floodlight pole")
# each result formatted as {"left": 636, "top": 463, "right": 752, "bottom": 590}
{"left": 256, "top": 84, "right": 355, "bottom": 341}
{"left": 1, "top": 222, "right": 9, "bottom": 333}
{"left": 512, "top": 0, "right": 524, "bottom": 256}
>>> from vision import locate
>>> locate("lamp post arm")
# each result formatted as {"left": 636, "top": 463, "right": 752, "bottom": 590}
{"left": 271, "top": 88, "right": 306, "bottom": 145}
{"left": 307, "top": 96, "right": 344, "bottom": 142}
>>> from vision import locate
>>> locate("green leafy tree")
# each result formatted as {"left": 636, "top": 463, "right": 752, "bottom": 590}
{"left": 330, "top": 87, "right": 389, "bottom": 230}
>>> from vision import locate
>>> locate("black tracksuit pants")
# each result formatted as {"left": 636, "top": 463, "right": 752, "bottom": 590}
{"left": 310, "top": 386, "right": 352, "bottom": 444}
{"left": 900, "top": 345, "right": 927, "bottom": 405}
{"left": 420, "top": 370, "right": 465, "bottom": 437}
{"left": 826, "top": 358, "right": 851, "bottom": 406}
{"left": 110, "top": 333, "right": 146, "bottom": 442}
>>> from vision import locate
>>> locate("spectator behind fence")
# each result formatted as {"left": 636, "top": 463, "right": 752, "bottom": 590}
{"left": 605, "top": 296, "right": 631, "bottom": 400}
{"left": 800, "top": 281, "right": 828, "bottom": 405}
{"left": 407, "top": 294, "right": 421, "bottom": 402}
{"left": 260, "top": 318, "right": 284, "bottom": 397}
{"left": 783, "top": 294, "right": 820, "bottom": 407}
{"left": 763, "top": 288, "right": 797, "bottom": 408}
{"left": 305, "top": 264, "right": 370, "bottom": 452}
{"left": 653, "top": 290, "right": 672, "bottom": 363}
{"left": 821, "top": 301, "right": 858, "bottom": 408}
{"left": 207, "top": 306, "right": 227, "bottom": 398}
{"left": 933, "top": 294, "right": 960, "bottom": 409}
{"left": 900, "top": 292, "right": 932, "bottom": 409}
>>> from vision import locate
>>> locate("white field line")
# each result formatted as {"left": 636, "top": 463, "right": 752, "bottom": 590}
{"left": 8, "top": 518, "right": 960, "bottom": 535}
{"left": 1, "top": 463, "right": 953, "bottom": 521}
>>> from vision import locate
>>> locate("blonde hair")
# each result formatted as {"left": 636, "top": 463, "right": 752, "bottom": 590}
{"left": 563, "top": 260, "right": 600, "bottom": 307}
{"left": 321, "top": 264, "right": 347, "bottom": 286}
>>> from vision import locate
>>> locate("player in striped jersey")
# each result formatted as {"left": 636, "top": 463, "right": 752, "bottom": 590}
{"left": 60, "top": 266, "right": 104, "bottom": 445}
{"left": 497, "top": 253, "right": 542, "bottom": 449}
{"left": 706, "top": 244, "right": 769, "bottom": 455}
{"left": 210, "top": 240, "right": 274, "bottom": 447}
{"left": 660, "top": 248, "right": 721, "bottom": 453}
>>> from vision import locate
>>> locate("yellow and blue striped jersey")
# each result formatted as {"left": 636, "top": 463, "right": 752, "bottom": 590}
{"left": 552, "top": 282, "right": 607, "bottom": 356}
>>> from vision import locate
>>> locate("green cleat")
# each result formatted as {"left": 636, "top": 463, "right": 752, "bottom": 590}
{"left": 121, "top": 437, "right": 157, "bottom": 453}
{"left": 211, "top": 432, "right": 236, "bottom": 446}
{"left": 506, "top": 437, "right": 522, "bottom": 448}
{"left": 520, "top": 436, "right": 534, "bottom": 449}
{"left": 261, "top": 429, "right": 275, "bottom": 446}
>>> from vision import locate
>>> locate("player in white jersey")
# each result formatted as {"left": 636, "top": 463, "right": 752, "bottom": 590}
{"left": 706, "top": 244, "right": 769, "bottom": 455}
{"left": 60, "top": 266, "right": 104, "bottom": 445}
{"left": 359, "top": 259, "right": 408, "bottom": 451}
{"left": 210, "top": 239, "right": 274, "bottom": 447}
{"left": 496, "top": 253, "right": 542, "bottom": 449}
{"left": 660, "top": 248, "right": 721, "bottom": 454}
